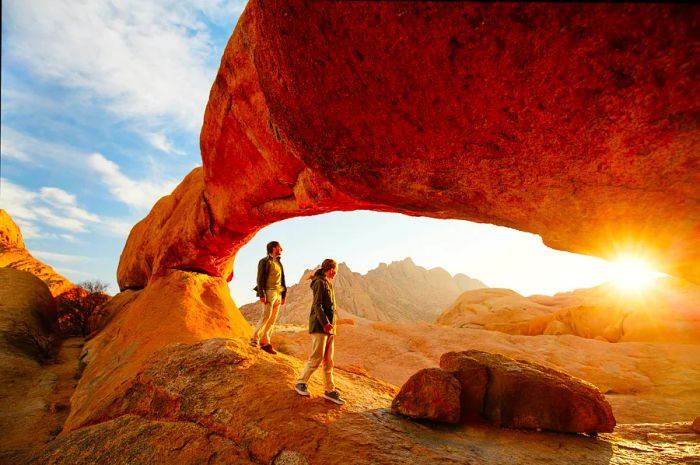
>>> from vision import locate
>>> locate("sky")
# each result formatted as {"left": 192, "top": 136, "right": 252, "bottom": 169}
{"left": 1, "top": 0, "right": 659, "bottom": 306}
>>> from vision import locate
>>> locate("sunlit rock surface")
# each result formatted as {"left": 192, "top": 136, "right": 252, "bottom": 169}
{"left": 63, "top": 271, "right": 250, "bottom": 432}
{"left": 436, "top": 278, "right": 700, "bottom": 343}
{"left": 277, "top": 321, "right": 700, "bottom": 426}
{"left": 0, "top": 209, "right": 78, "bottom": 297}
{"left": 23, "top": 338, "right": 699, "bottom": 465}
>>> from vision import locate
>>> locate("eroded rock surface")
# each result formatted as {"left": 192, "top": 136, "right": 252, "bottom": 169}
{"left": 64, "top": 270, "right": 250, "bottom": 432}
{"left": 0, "top": 267, "right": 57, "bottom": 361}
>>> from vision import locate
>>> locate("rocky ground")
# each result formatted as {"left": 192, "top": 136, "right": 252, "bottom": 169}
{"left": 275, "top": 321, "right": 700, "bottom": 425}
{"left": 10, "top": 337, "right": 700, "bottom": 465}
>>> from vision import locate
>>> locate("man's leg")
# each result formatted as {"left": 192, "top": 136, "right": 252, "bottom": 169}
{"left": 250, "top": 297, "right": 273, "bottom": 344}
{"left": 260, "top": 291, "right": 281, "bottom": 346}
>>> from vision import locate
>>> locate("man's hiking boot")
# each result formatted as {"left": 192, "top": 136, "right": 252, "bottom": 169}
{"left": 323, "top": 390, "right": 346, "bottom": 405}
{"left": 295, "top": 383, "right": 310, "bottom": 397}
{"left": 260, "top": 344, "right": 277, "bottom": 355}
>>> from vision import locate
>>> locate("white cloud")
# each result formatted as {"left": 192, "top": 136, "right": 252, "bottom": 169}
{"left": 1, "top": 178, "right": 100, "bottom": 236}
{"left": 54, "top": 267, "right": 98, "bottom": 278}
{"left": 98, "top": 217, "right": 136, "bottom": 239}
{"left": 3, "top": 0, "right": 245, "bottom": 133}
{"left": 0, "top": 125, "right": 81, "bottom": 166}
{"left": 87, "top": 152, "right": 178, "bottom": 211}
{"left": 1, "top": 178, "right": 39, "bottom": 221}
{"left": 32, "top": 250, "right": 89, "bottom": 263}
{"left": 145, "top": 132, "right": 185, "bottom": 155}
{"left": 0, "top": 134, "right": 30, "bottom": 162}
{"left": 39, "top": 187, "right": 100, "bottom": 223}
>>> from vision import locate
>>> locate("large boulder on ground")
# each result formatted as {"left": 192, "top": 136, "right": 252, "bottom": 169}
{"left": 440, "top": 351, "right": 616, "bottom": 433}
{"left": 391, "top": 368, "right": 461, "bottom": 423}
{"left": 0, "top": 267, "right": 57, "bottom": 360}
{"left": 0, "top": 267, "right": 60, "bottom": 458}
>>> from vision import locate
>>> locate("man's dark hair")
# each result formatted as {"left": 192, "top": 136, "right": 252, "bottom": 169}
{"left": 266, "top": 241, "right": 280, "bottom": 254}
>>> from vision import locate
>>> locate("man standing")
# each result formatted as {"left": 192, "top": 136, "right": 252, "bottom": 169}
{"left": 251, "top": 241, "right": 287, "bottom": 354}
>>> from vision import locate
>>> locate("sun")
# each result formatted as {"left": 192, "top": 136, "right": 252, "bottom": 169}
{"left": 607, "top": 258, "right": 663, "bottom": 291}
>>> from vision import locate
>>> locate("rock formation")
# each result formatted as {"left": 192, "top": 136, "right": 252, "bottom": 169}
{"left": 0, "top": 267, "right": 60, "bottom": 458}
{"left": 436, "top": 288, "right": 557, "bottom": 333}
{"left": 275, "top": 321, "right": 700, "bottom": 426}
{"left": 0, "top": 267, "right": 57, "bottom": 362}
{"left": 436, "top": 278, "right": 700, "bottom": 343}
{"left": 241, "top": 258, "right": 486, "bottom": 324}
{"left": 0, "top": 209, "right": 78, "bottom": 297}
{"left": 29, "top": 3, "right": 699, "bottom": 464}
{"left": 118, "top": 2, "right": 700, "bottom": 290}
{"left": 64, "top": 271, "right": 251, "bottom": 432}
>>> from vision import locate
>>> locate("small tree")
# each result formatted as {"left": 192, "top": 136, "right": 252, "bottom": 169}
{"left": 56, "top": 280, "right": 111, "bottom": 336}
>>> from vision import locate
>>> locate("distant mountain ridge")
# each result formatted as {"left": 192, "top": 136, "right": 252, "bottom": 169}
{"left": 240, "top": 257, "right": 487, "bottom": 324}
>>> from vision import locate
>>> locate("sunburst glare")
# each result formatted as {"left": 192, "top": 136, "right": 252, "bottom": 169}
{"left": 606, "top": 257, "right": 665, "bottom": 292}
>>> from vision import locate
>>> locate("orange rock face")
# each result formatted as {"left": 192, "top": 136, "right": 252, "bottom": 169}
{"left": 118, "top": 2, "right": 700, "bottom": 291}
{"left": 64, "top": 271, "right": 251, "bottom": 432}
{"left": 0, "top": 209, "right": 25, "bottom": 249}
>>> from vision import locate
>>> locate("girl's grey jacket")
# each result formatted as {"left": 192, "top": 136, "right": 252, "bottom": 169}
{"left": 308, "top": 274, "right": 337, "bottom": 335}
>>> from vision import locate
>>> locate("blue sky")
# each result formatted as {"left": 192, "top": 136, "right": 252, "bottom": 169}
{"left": 2, "top": 1, "right": 636, "bottom": 305}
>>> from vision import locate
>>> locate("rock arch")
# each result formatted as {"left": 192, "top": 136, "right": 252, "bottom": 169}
{"left": 68, "top": 0, "right": 699, "bottom": 435}
{"left": 118, "top": 2, "right": 699, "bottom": 288}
